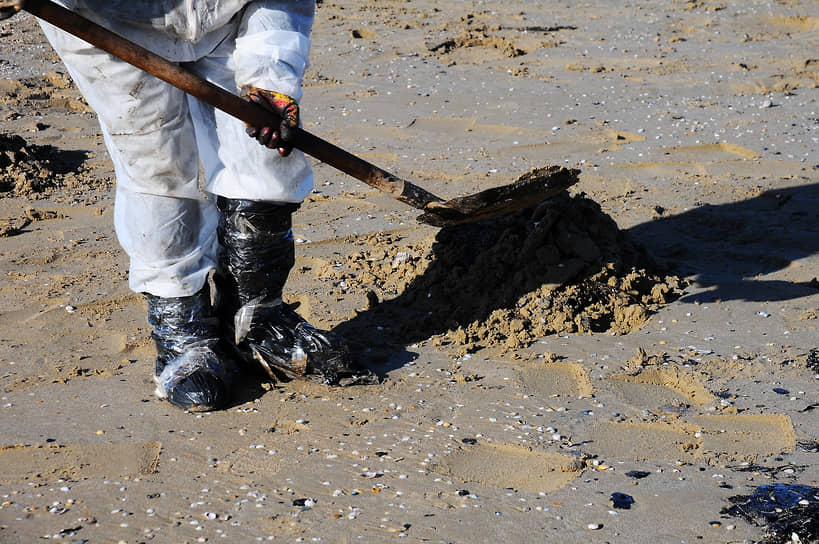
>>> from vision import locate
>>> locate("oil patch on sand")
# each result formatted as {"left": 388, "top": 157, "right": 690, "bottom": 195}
{"left": 723, "top": 484, "right": 819, "bottom": 544}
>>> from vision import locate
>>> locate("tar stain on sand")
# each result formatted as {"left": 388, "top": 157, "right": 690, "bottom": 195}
{"left": 722, "top": 484, "right": 819, "bottom": 544}
{"left": 333, "top": 190, "right": 684, "bottom": 361}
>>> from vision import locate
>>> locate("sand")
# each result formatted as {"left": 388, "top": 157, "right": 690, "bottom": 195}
{"left": 1, "top": 1, "right": 818, "bottom": 543}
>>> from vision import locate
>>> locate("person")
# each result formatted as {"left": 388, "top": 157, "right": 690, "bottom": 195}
{"left": 12, "top": 0, "right": 375, "bottom": 411}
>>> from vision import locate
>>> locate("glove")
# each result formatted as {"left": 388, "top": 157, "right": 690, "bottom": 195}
{"left": 0, "top": 5, "right": 20, "bottom": 21}
{"left": 245, "top": 88, "right": 299, "bottom": 157}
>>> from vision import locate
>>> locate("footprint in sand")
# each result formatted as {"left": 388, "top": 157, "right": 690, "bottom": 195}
{"left": 589, "top": 411, "right": 796, "bottom": 463}
{"left": 514, "top": 361, "right": 593, "bottom": 399}
{"left": 605, "top": 365, "right": 715, "bottom": 408}
{"left": 432, "top": 442, "right": 584, "bottom": 494}
{"left": 0, "top": 441, "right": 161, "bottom": 483}
{"left": 593, "top": 350, "right": 797, "bottom": 463}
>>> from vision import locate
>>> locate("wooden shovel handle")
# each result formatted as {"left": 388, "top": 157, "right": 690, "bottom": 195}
{"left": 18, "top": 0, "right": 443, "bottom": 210}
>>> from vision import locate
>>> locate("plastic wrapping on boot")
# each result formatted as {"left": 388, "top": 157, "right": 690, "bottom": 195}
{"left": 147, "top": 290, "right": 235, "bottom": 411}
{"left": 154, "top": 339, "right": 232, "bottom": 411}
{"left": 217, "top": 198, "right": 299, "bottom": 309}
{"left": 215, "top": 197, "right": 376, "bottom": 386}
{"left": 235, "top": 298, "right": 378, "bottom": 386}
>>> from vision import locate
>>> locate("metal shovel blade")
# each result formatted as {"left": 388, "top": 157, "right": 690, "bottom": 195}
{"left": 418, "top": 165, "right": 579, "bottom": 227}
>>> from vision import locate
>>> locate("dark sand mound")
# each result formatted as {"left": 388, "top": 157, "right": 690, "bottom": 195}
{"left": 331, "top": 190, "right": 684, "bottom": 354}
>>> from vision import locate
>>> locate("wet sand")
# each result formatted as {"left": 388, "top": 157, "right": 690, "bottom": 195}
{"left": 1, "top": 1, "right": 818, "bottom": 543}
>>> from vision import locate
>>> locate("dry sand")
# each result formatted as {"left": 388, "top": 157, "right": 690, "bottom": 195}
{"left": 1, "top": 1, "right": 818, "bottom": 543}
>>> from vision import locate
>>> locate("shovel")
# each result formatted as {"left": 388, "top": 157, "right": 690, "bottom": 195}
{"left": 2, "top": 0, "right": 579, "bottom": 227}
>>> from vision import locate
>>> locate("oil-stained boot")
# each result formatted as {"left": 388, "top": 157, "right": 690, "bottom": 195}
{"left": 216, "top": 197, "right": 377, "bottom": 386}
{"left": 146, "top": 285, "right": 234, "bottom": 411}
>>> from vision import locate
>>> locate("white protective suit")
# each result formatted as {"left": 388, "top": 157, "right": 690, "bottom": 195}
{"left": 39, "top": 0, "right": 315, "bottom": 298}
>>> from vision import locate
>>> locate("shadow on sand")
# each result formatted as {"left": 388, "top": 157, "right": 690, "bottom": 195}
{"left": 627, "top": 182, "right": 819, "bottom": 303}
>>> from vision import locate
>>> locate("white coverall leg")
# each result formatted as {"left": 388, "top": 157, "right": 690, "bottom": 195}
{"left": 37, "top": 1, "right": 375, "bottom": 407}
{"left": 37, "top": 0, "right": 314, "bottom": 298}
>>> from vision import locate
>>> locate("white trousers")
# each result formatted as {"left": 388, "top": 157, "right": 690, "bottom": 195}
{"left": 39, "top": 22, "right": 313, "bottom": 298}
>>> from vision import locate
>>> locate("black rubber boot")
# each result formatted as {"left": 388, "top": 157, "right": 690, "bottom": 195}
{"left": 146, "top": 285, "right": 234, "bottom": 411}
{"left": 217, "top": 197, "right": 377, "bottom": 386}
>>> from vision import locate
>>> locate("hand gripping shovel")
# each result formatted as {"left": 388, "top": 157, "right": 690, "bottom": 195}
{"left": 2, "top": 0, "right": 579, "bottom": 227}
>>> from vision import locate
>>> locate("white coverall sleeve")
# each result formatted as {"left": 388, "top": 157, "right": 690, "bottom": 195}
{"left": 232, "top": 1, "right": 314, "bottom": 101}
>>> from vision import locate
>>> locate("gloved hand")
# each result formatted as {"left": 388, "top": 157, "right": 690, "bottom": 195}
{"left": 0, "top": 5, "right": 20, "bottom": 21}
{"left": 245, "top": 88, "right": 299, "bottom": 157}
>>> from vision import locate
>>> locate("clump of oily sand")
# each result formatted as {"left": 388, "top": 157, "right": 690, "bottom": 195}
{"left": 432, "top": 194, "right": 683, "bottom": 350}
{"left": 331, "top": 191, "right": 684, "bottom": 353}
{"left": 428, "top": 29, "right": 525, "bottom": 59}
{"left": 0, "top": 133, "right": 105, "bottom": 198}
{"left": 0, "top": 206, "right": 63, "bottom": 238}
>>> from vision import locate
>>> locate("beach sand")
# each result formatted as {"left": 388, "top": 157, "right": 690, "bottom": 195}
{"left": 1, "top": 1, "right": 817, "bottom": 542}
